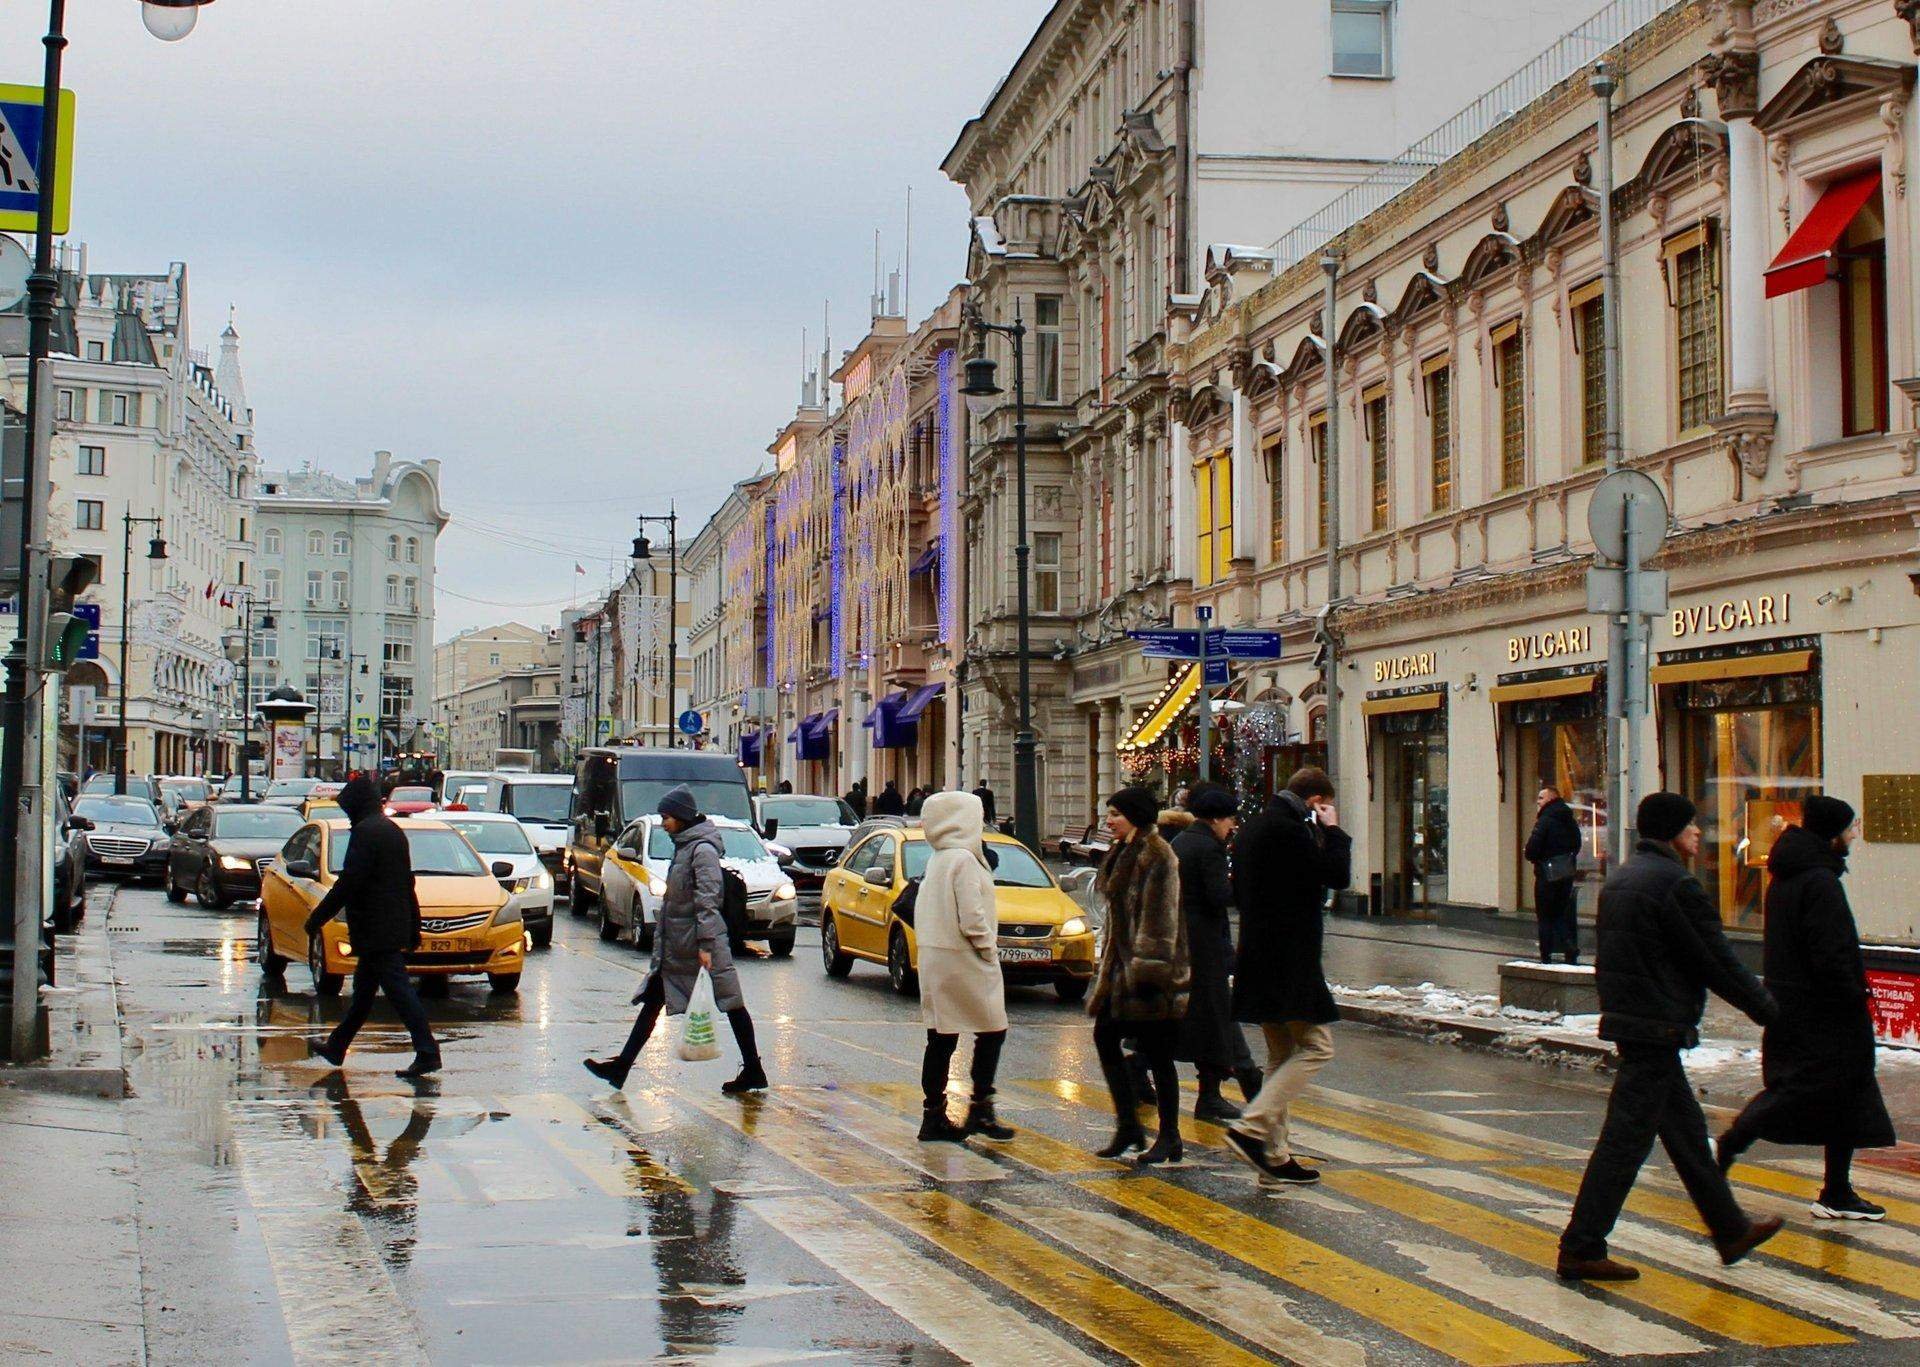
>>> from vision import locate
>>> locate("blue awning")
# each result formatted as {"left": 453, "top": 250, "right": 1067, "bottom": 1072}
{"left": 862, "top": 692, "right": 906, "bottom": 728}
{"left": 738, "top": 731, "right": 762, "bottom": 767}
{"left": 803, "top": 708, "right": 839, "bottom": 741}
{"left": 795, "top": 708, "right": 835, "bottom": 762}
{"left": 895, "top": 682, "right": 943, "bottom": 721}
{"left": 908, "top": 543, "right": 939, "bottom": 576}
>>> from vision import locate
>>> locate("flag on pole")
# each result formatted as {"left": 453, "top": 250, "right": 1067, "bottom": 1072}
{"left": 574, "top": 563, "right": 586, "bottom": 575}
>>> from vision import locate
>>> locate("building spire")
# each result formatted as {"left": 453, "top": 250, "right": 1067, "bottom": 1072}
{"left": 216, "top": 304, "right": 251, "bottom": 427}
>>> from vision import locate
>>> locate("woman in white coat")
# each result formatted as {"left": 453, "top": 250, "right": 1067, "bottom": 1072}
{"left": 914, "top": 791, "right": 1014, "bottom": 1143}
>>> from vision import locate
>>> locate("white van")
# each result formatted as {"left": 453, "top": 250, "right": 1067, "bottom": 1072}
{"left": 478, "top": 771, "right": 575, "bottom": 888}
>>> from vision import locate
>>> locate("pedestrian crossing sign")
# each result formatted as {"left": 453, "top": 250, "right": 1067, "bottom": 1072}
{"left": 0, "top": 83, "right": 75, "bottom": 235}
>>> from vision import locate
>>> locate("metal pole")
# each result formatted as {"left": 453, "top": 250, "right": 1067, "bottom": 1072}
{"left": 1195, "top": 604, "right": 1213, "bottom": 783}
{"left": 1623, "top": 513, "right": 1647, "bottom": 849}
{"left": 1593, "top": 60, "right": 1631, "bottom": 866}
{"left": 666, "top": 508, "right": 678, "bottom": 748}
{"left": 117, "top": 513, "right": 133, "bottom": 795}
{"left": 240, "top": 599, "right": 252, "bottom": 800}
{"left": 1009, "top": 313, "right": 1039, "bottom": 852}
{"left": 1319, "top": 250, "right": 1343, "bottom": 796}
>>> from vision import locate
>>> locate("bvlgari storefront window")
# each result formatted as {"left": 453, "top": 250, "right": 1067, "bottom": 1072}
{"left": 1656, "top": 637, "right": 1822, "bottom": 929}
{"left": 1494, "top": 666, "right": 1609, "bottom": 921}
{"left": 1364, "top": 684, "right": 1448, "bottom": 913}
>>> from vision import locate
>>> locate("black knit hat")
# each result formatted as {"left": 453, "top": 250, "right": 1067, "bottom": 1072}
{"left": 1186, "top": 782, "right": 1239, "bottom": 820}
{"left": 1106, "top": 785, "right": 1161, "bottom": 833}
{"left": 656, "top": 784, "right": 700, "bottom": 824}
{"left": 1803, "top": 794, "right": 1856, "bottom": 841}
{"left": 1637, "top": 791, "right": 1697, "bottom": 843}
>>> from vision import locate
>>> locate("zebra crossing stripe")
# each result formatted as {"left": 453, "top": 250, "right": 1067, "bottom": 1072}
{"left": 1728, "top": 1161, "right": 1920, "bottom": 1227}
{"left": 847, "top": 1081, "right": 1129, "bottom": 1174}
{"left": 680, "top": 1089, "right": 921, "bottom": 1188}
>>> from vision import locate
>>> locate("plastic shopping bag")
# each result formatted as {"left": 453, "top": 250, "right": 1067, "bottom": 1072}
{"left": 677, "top": 968, "right": 722, "bottom": 1062}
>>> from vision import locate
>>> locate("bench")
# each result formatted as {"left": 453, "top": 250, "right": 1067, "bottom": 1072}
{"left": 1056, "top": 823, "right": 1112, "bottom": 864}
{"left": 1499, "top": 960, "right": 1599, "bottom": 1017}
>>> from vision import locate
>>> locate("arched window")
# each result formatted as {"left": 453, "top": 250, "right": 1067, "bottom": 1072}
{"left": 405, "top": 537, "right": 418, "bottom": 564}
{"left": 386, "top": 534, "right": 400, "bottom": 560}
{"left": 262, "top": 568, "right": 280, "bottom": 602}
{"left": 331, "top": 531, "right": 350, "bottom": 557}
{"left": 330, "top": 571, "right": 349, "bottom": 607}
{"left": 262, "top": 528, "right": 281, "bottom": 556}
{"left": 307, "top": 530, "right": 324, "bottom": 556}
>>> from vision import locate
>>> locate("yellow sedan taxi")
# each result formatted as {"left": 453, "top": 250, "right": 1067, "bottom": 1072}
{"left": 256, "top": 818, "right": 527, "bottom": 996}
{"left": 820, "top": 827, "right": 1095, "bottom": 1001}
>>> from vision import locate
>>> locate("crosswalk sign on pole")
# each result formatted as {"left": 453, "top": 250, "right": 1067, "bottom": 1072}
{"left": 0, "top": 83, "right": 75, "bottom": 235}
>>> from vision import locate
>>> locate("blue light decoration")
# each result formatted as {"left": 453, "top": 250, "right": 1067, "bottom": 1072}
{"left": 936, "top": 347, "right": 956, "bottom": 645}
{"left": 830, "top": 442, "right": 847, "bottom": 679}
{"left": 764, "top": 502, "right": 776, "bottom": 688}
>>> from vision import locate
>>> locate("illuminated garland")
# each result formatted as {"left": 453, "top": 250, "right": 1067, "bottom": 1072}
{"left": 830, "top": 442, "right": 847, "bottom": 678}
{"left": 936, "top": 348, "right": 956, "bottom": 644}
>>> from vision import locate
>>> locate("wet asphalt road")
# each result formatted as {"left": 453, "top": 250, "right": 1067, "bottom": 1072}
{"left": 72, "top": 879, "right": 1920, "bottom": 1365}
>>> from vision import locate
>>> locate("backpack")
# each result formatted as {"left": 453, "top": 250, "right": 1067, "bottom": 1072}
{"left": 720, "top": 865, "right": 751, "bottom": 950}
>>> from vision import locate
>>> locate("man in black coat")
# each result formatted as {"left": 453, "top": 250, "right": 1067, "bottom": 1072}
{"left": 1168, "top": 783, "right": 1247, "bottom": 1121}
{"left": 1716, "top": 795, "right": 1895, "bottom": 1220}
{"left": 971, "top": 780, "right": 997, "bottom": 828}
{"left": 1223, "top": 767, "right": 1351, "bottom": 1186}
{"left": 1557, "top": 792, "right": 1781, "bottom": 1280}
{"left": 307, "top": 774, "right": 441, "bottom": 1078}
{"left": 873, "top": 781, "right": 906, "bottom": 817}
{"left": 845, "top": 780, "right": 867, "bottom": 820}
{"left": 1524, "top": 785, "right": 1584, "bottom": 964}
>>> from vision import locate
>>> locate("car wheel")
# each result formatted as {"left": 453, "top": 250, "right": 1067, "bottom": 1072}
{"left": 532, "top": 923, "right": 552, "bottom": 950}
{"left": 597, "top": 908, "right": 620, "bottom": 942}
{"left": 572, "top": 880, "right": 597, "bottom": 916}
{"left": 820, "top": 913, "right": 853, "bottom": 978}
{"left": 767, "top": 928, "right": 795, "bottom": 959}
{"left": 165, "top": 866, "right": 188, "bottom": 903}
{"left": 1054, "top": 976, "right": 1089, "bottom": 1004}
{"left": 488, "top": 972, "right": 521, "bottom": 994}
{"left": 257, "top": 908, "right": 288, "bottom": 978}
{"left": 634, "top": 919, "right": 654, "bottom": 953}
{"left": 197, "top": 868, "right": 228, "bottom": 911}
{"left": 887, "top": 928, "right": 919, "bottom": 998}
{"left": 307, "top": 937, "right": 342, "bottom": 997}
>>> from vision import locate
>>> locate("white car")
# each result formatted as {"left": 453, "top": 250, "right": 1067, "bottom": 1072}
{"left": 599, "top": 814, "right": 797, "bottom": 956}
{"left": 439, "top": 810, "right": 556, "bottom": 949}
{"left": 751, "top": 793, "right": 857, "bottom": 894}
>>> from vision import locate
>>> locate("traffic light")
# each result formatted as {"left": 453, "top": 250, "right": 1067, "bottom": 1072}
{"left": 42, "top": 613, "right": 88, "bottom": 671}
{"left": 41, "top": 557, "right": 100, "bottom": 673}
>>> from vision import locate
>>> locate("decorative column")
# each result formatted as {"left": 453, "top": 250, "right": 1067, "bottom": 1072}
{"left": 1095, "top": 700, "right": 1118, "bottom": 799}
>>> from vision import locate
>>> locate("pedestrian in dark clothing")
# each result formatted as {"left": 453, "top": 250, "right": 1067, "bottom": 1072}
{"left": 1557, "top": 792, "right": 1783, "bottom": 1281}
{"left": 905, "top": 787, "right": 927, "bottom": 817}
{"left": 1717, "top": 795, "right": 1895, "bottom": 1220}
{"left": 777, "top": 779, "right": 793, "bottom": 794}
{"left": 1225, "top": 767, "right": 1350, "bottom": 1185}
{"left": 1090, "top": 785, "right": 1190, "bottom": 1165}
{"left": 585, "top": 786, "right": 768, "bottom": 1095}
{"left": 845, "top": 780, "right": 867, "bottom": 820}
{"left": 1168, "top": 782, "right": 1247, "bottom": 1122}
{"left": 873, "top": 781, "right": 906, "bottom": 817}
{"left": 972, "top": 781, "right": 997, "bottom": 827}
{"left": 306, "top": 775, "right": 441, "bottom": 1078}
{"left": 1525, "top": 785, "right": 1584, "bottom": 964}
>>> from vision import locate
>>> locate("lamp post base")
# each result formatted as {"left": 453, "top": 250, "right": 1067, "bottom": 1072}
{"left": 1012, "top": 731, "right": 1040, "bottom": 853}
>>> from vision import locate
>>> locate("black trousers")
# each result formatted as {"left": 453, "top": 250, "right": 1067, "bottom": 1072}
{"left": 1718, "top": 1093, "right": 1859, "bottom": 1202}
{"left": 921, "top": 1029, "right": 1007, "bottom": 1108}
{"left": 1095, "top": 1014, "right": 1179, "bottom": 1138}
{"left": 1561, "top": 1043, "right": 1749, "bottom": 1261}
{"left": 326, "top": 949, "right": 439, "bottom": 1061}
{"left": 1533, "top": 874, "right": 1579, "bottom": 963}
{"left": 614, "top": 973, "right": 760, "bottom": 1068}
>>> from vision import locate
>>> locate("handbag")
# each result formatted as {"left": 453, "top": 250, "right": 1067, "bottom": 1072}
{"left": 676, "top": 968, "right": 722, "bottom": 1061}
{"left": 1540, "top": 852, "right": 1578, "bottom": 884}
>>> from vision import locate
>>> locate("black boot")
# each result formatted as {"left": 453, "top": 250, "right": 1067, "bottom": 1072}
{"left": 1096, "top": 1122, "right": 1148, "bottom": 1159}
{"left": 1137, "top": 1129, "right": 1184, "bottom": 1166}
{"left": 583, "top": 1056, "right": 631, "bottom": 1089}
{"left": 721, "top": 1060, "right": 768, "bottom": 1094}
{"left": 1236, "top": 1067, "right": 1264, "bottom": 1105}
{"left": 918, "top": 1103, "right": 968, "bottom": 1144}
{"left": 1194, "top": 1086, "right": 1243, "bottom": 1123}
{"left": 964, "top": 1099, "right": 1015, "bottom": 1141}
{"left": 1126, "top": 1052, "right": 1157, "bottom": 1106}
{"left": 395, "top": 1054, "right": 441, "bottom": 1080}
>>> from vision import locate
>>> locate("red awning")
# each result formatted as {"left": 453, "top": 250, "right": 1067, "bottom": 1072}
{"left": 1764, "top": 169, "right": 1881, "bottom": 298}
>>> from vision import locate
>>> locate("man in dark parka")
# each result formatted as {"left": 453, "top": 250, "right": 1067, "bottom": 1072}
{"left": 1524, "top": 784, "right": 1584, "bottom": 963}
{"left": 1716, "top": 795, "right": 1895, "bottom": 1220}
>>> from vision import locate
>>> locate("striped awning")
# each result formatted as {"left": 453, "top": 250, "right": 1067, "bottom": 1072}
{"left": 1117, "top": 663, "right": 1200, "bottom": 752}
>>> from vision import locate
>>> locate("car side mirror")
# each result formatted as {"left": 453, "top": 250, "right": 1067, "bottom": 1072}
{"left": 285, "top": 859, "right": 317, "bottom": 881}
{"left": 864, "top": 866, "right": 892, "bottom": 887}
{"left": 490, "top": 860, "right": 515, "bottom": 880}
{"left": 67, "top": 815, "right": 94, "bottom": 832}
{"left": 760, "top": 817, "right": 778, "bottom": 841}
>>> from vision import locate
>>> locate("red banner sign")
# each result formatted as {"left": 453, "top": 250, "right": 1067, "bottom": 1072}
{"left": 1867, "top": 969, "right": 1919, "bottom": 1048}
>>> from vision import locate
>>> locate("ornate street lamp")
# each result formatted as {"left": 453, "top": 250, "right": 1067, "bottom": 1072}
{"left": 141, "top": 0, "right": 216, "bottom": 42}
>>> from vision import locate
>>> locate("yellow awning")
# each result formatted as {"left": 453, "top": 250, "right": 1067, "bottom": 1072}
{"left": 1650, "top": 649, "right": 1815, "bottom": 686}
{"left": 1361, "top": 691, "right": 1444, "bottom": 718}
{"left": 1490, "top": 673, "right": 1600, "bottom": 705}
{"left": 1118, "top": 663, "right": 1200, "bottom": 752}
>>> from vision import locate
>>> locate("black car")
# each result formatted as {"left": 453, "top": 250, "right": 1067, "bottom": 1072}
{"left": 51, "top": 789, "right": 91, "bottom": 932}
{"left": 71, "top": 794, "right": 171, "bottom": 883}
{"left": 166, "top": 803, "right": 304, "bottom": 909}
{"left": 80, "top": 773, "right": 165, "bottom": 805}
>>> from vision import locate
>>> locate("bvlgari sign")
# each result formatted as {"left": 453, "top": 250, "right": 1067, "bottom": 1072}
{"left": 1373, "top": 652, "right": 1438, "bottom": 683}
{"left": 1669, "top": 593, "right": 1790, "bottom": 640}
{"left": 1507, "top": 625, "right": 1594, "bottom": 663}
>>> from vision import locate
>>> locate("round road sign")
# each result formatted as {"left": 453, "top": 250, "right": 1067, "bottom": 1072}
{"left": 677, "top": 709, "right": 703, "bottom": 736}
{"left": 1587, "top": 469, "right": 1669, "bottom": 565}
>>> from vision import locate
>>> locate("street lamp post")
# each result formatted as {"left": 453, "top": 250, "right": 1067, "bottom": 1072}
{"left": 116, "top": 512, "right": 168, "bottom": 795}
{"left": 958, "top": 300, "right": 1039, "bottom": 852}
{"left": 223, "top": 597, "right": 272, "bottom": 801}
{"left": 632, "top": 507, "right": 678, "bottom": 748}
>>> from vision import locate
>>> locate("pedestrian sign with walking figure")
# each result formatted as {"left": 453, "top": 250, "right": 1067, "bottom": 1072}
{"left": 0, "top": 83, "right": 76, "bottom": 234}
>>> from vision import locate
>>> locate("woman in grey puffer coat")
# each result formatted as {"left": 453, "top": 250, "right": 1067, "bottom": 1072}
{"left": 584, "top": 786, "right": 767, "bottom": 1094}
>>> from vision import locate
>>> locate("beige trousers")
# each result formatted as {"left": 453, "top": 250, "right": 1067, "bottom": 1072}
{"left": 1233, "top": 1022, "right": 1335, "bottom": 1162}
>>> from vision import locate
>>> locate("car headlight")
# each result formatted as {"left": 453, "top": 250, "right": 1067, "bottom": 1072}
{"left": 532, "top": 867, "right": 552, "bottom": 891}
{"left": 645, "top": 873, "right": 668, "bottom": 896}
{"left": 1060, "top": 916, "right": 1089, "bottom": 937}
{"left": 219, "top": 854, "right": 252, "bottom": 871}
{"left": 151, "top": 836, "right": 171, "bottom": 853}
{"left": 494, "top": 900, "right": 523, "bottom": 926}
{"left": 774, "top": 881, "right": 796, "bottom": 901}
{"left": 508, "top": 876, "right": 533, "bottom": 894}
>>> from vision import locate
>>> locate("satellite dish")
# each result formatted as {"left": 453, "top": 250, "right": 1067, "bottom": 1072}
{"left": 0, "top": 235, "right": 30, "bottom": 313}
{"left": 1587, "top": 469, "right": 1669, "bottom": 565}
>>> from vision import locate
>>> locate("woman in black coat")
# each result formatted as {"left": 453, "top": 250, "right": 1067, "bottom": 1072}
{"left": 1716, "top": 796, "right": 1895, "bottom": 1220}
{"left": 1167, "top": 783, "right": 1247, "bottom": 1121}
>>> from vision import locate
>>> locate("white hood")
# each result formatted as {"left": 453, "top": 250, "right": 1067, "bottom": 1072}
{"left": 920, "top": 791, "right": 989, "bottom": 868}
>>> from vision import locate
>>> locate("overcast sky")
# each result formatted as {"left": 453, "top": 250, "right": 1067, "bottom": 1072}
{"left": 0, "top": 1, "right": 1049, "bottom": 638}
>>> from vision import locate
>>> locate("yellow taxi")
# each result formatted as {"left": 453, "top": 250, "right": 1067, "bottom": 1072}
{"left": 820, "top": 826, "right": 1095, "bottom": 1002}
{"left": 256, "top": 818, "right": 527, "bottom": 996}
{"left": 300, "top": 798, "right": 344, "bottom": 823}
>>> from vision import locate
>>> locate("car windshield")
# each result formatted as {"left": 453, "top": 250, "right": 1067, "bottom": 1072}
{"left": 902, "top": 839, "right": 1054, "bottom": 888}
{"left": 442, "top": 819, "right": 533, "bottom": 855}
{"left": 265, "top": 779, "right": 319, "bottom": 798}
{"left": 646, "top": 825, "right": 769, "bottom": 861}
{"left": 212, "top": 809, "right": 303, "bottom": 840}
{"left": 162, "top": 780, "right": 209, "bottom": 802}
{"left": 328, "top": 827, "right": 487, "bottom": 876}
{"left": 76, "top": 796, "right": 161, "bottom": 827}
{"left": 82, "top": 774, "right": 133, "bottom": 794}
{"left": 392, "top": 787, "right": 433, "bottom": 803}
{"left": 620, "top": 778, "right": 752, "bottom": 823}
{"left": 760, "top": 796, "right": 853, "bottom": 827}
{"left": 503, "top": 783, "right": 571, "bottom": 822}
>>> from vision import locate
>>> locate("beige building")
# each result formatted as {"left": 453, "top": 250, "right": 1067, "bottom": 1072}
{"left": 445, "top": 658, "right": 564, "bottom": 770}
{"left": 1163, "top": 0, "right": 1920, "bottom": 945}
{"left": 433, "top": 622, "right": 548, "bottom": 710}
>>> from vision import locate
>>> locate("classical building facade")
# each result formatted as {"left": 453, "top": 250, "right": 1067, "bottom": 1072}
{"left": 683, "top": 473, "right": 771, "bottom": 761}
{"left": 1164, "top": 0, "right": 1920, "bottom": 943}
{"left": 433, "top": 621, "right": 556, "bottom": 766}
{"left": 944, "top": 0, "right": 1659, "bottom": 838}
{"left": 254, "top": 452, "right": 447, "bottom": 774}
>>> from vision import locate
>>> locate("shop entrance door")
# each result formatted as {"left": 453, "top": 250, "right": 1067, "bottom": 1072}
{"left": 1381, "top": 725, "right": 1449, "bottom": 912}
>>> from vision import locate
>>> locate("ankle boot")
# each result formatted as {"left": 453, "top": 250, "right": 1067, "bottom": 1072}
{"left": 918, "top": 1103, "right": 969, "bottom": 1144}
{"left": 1095, "top": 1121, "right": 1148, "bottom": 1159}
{"left": 1137, "top": 1130, "right": 1184, "bottom": 1166}
{"left": 964, "top": 1099, "right": 1015, "bottom": 1141}
{"left": 721, "top": 1060, "right": 768, "bottom": 1094}
{"left": 1194, "top": 1088, "right": 1243, "bottom": 1122}
{"left": 583, "top": 1056, "right": 630, "bottom": 1089}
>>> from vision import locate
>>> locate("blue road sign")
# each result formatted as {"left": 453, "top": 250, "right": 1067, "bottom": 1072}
{"left": 1128, "top": 628, "right": 1200, "bottom": 659}
{"left": 0, "top": 84, "right": 76, "bottom": 235}
{"left": 74, "top": 601, "right": 100, "bottom": 659}
{"left": 1204, "top": 657, "right": 1229, "bottom": 688}
{"left": 1209, "top": 629, "right": 1283, "bottom": 660}
{"left": 677, "top": 709, "right": 703, "bottom": 736}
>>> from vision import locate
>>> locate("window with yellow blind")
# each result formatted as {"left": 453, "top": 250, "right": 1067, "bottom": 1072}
{"left": 1363, "top": 384, "right": 1389, "bottom": 530}
{"left": 1493, "top": 320, "right": 1526, "bottom": 489}
{"left": 1422, "top": 354, "right": 1452, "bottom": 510}
{"left": 1310, "top": 412, "right": 1329, "bottom": 547}
{"left": 1663, "top": 225, "right": 1722, "bottom": 434}
{"left": 1571, "top": 280, "right": 1606, "bottom": 465}
{"left": 1263, "top": 433, "right": 1284, "bottom": 563}
{"left": 1193, "top": 452, "right": 1233, "bottom": 587}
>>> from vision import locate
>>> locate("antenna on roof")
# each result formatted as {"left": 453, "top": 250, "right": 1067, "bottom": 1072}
{"left": 821, "top": 300, "right": 831, "bottom": 407}
{"left": 904, "top": 186, "right": 912, "bottom": 323}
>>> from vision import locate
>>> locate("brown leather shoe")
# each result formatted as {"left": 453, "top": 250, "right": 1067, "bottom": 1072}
{"left": 1715, "top": 1215, "right": 1783, "bottom": 1266}
{"left": 1556, "top": 1256, "right": 1641, "bottom": 1281}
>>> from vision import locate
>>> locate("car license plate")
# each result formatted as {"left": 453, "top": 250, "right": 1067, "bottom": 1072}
{"left": 998, "top": 946, "right": 1050, "bottom": 964}
{"left": 103, "top": 856, "right": 134, "bottom": 866}
{"left": 426, "top": 936, "right": 471, "bottom": 952}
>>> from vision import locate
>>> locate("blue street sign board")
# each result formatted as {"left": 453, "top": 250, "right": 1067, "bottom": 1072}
{"left": 1209, "top": 629, "right": 1283, "bottom": 661}
{"left": 1204, "top": 657, "right": 1229, "bottom": 687}
{"left": 74, "top": 601, "right": 100, "bottom": 659}
{"left": 0, "top": 84, "right": 76, "bottom": 235}
{"left": 677, "top": 709, "right": 703, "bottom": 736}
{"left": 1128, "top": 628, "right": 1200, "bottom": 659}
